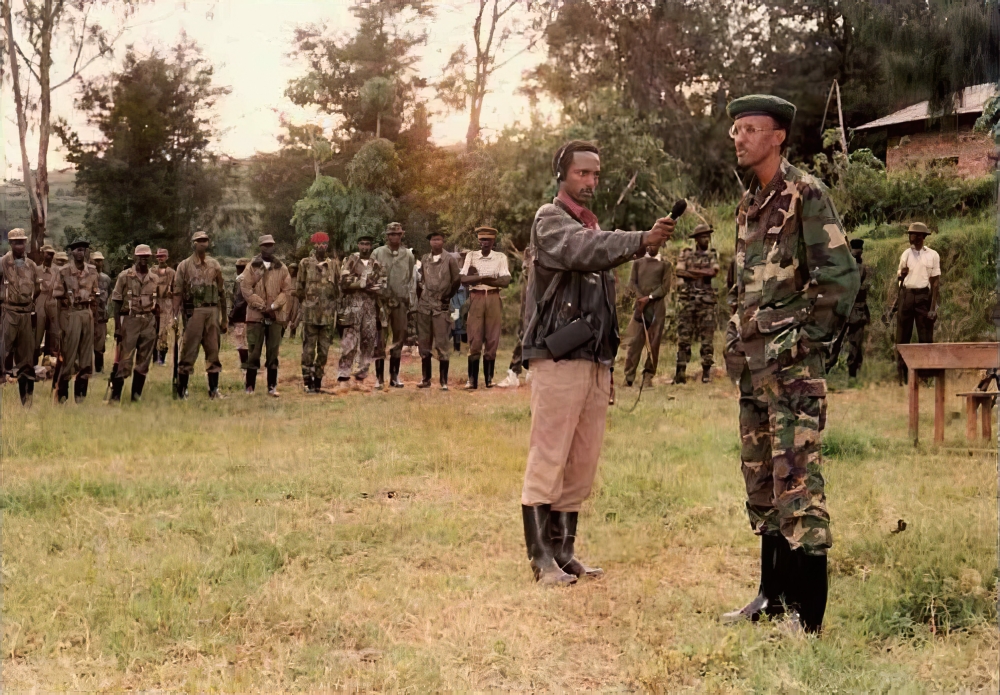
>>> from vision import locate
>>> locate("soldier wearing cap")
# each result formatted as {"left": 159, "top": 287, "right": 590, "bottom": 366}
{"left": 674, "top": 223, "right": 720, "bottom": 384}
{"left": 337, "top": 235, "right": 385, "bottom": 385}
{"left": 90, "top": 252, "right": 112, "bottom": 374}
{"left": 172, "top": 230, "right": 228, "bottom": 399}
{"left": 722, "top": 94, "right": 859, "bottom": 634}
{"left": 153, "top": 248, "right": 176, "bottom": 365}
{"left": 53, "top": 251, "right": 69, "bottom": 266}
{"left": 1, "top": 228, "right": 40, "bottom": 405}
{"left": 109, "top": 245, "right": 161, "bottom": 402}
{"left": 229, "top": 257, "right": 251, "bottom": 372}
{"left": 460, "top": 226, "right": 510, "bottom": 388}
{"left": 845, "top": 239, "right": 871, "bottom": 380}
{"left": 34, "top": 242, "right": 61, "bottom": 364}
{"left": 416, "top": 231, "right": 461, "bottom": 390}
{"left": 895, "top": 221, "right": 940, "bottom": 384}
{"left": 53, "top": 238, "right": 101, "bottom": 403}
{"left": 371, "top": 222, "right": 415, "bottom": 388}
{"left": 297, "top": 231, "right": 340, "bottom": 393}
{"left": 622, "top": 240, "right": 673, "bottom": 389}
{"left": 240, "top": 234, "right": 292, "bottom": 397}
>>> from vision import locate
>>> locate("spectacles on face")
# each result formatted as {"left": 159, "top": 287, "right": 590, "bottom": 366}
{"left": 729, "top": 123, "right": 780, "bottom": 139}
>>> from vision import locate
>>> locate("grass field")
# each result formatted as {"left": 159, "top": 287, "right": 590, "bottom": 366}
{"left": 2, "top": 338, "right": 997, "bottom": 691}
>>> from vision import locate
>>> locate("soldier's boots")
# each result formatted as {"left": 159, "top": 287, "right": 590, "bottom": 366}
{"left": 722, "top": 534, "right": 789, "bottom": 625}
{"left": 245, "top": 369, "right": 257, "bottom": 394}
{"left": 848, "top": 366, "right": 858, "bottom": 379}
{"left": 439, "top": 360, "right": 449, "bottom": 391}
{"left": 131, "top": 373, "right": 146, "bottom": 402}
{"left": 57, "top": 379, "right": 70, "bottom": 404}
{"left": 374, "top": 359, "right": 385, "bottom": 390}
{"left": 110, "top": 375, "right": 125, "bottom": 403}
{"left": 465, "top": 357, "right": 479, "bottom": 389}
{"left": 417, "top": 355, "right": 432, "bottom": 388}
{"left": 549, "top": 511, "right": 604, "bottom": 579}
{"left": 266, "top": 368, "right": 279, "bottom": 398}
{"left": 176, "top": 372, "right": 190, "bottom": 400}
{"left": 701, "top": 365, "right": 712, "bottom": 383}
{"left": 94, "top": 352, "right": 104, "bottom": 373}
{"left": 208, "top": 372, "right": 224, "bottom": 399}
{"left": 17, "top": 375, "right": 33, "bottom": 408}
{"left": 73, "top": 378, "right": 88, "bottom": 404}
{"left": 453, "top": 336, "right": 461, "bottom": 353}
{"left": 238, "top": 349, "right": 249, "bottom": 370}
{"left": 303, "top": 374, "right": 313, "bottom": 393}
{"left": 674, "top": 363, "right": 687, "bottom": 384}
{"left": 521, "top": 504, "right": 576, "bottom": 586}
{"left": 389, "top": 356, "right": 404, "bottom": 388}
{"left": 790, "top": 550, "right": 828, "bottom": 634}
{"left": 641, "top": 372, "right": 654, "bottom": 389}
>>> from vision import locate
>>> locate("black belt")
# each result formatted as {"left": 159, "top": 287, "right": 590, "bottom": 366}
{"left": 470, "top": 289, "right": 500, "bottom": 295}
{"left": 193, "top": 303, "right": 218, "bottom": 307}
{"left": 902, "top": 286, "right": 930, "bottom": 293}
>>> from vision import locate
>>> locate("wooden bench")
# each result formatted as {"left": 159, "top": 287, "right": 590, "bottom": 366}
{"left": 896, "top": 343, "right": 999, "bottom": 444}
{"left": 955, "top": 391, "right": 997, "bottom": 442}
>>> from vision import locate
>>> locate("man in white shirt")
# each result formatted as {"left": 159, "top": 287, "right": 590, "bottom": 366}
{"left": 460, "top": 227, "right": 511, "bottom": 388}
{"left": 895, "top": 221, "right": 940, "bottom": 383}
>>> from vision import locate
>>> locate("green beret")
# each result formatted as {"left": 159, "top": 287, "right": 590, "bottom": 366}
{"left": 726, "top": 94, "right": 796, "bottom": 128}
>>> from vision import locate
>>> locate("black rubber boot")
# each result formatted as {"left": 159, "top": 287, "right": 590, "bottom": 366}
{"left": 208, "top": 372, "right": 222, "bottom": 399}
{"left": 238, "top": 348, "right": 249, "bottom": 369}
{"left": 453, "top": 336, "right": 461, "bottom": 352}
{"left": 848, "top": 366, "right": 858, "bottom": 379}
{"left": 466, "top": 357, "right": 479, "bottom": 389}
{"left": 245, "top": 369, "right": 257, "bottom": 394}
{"left": 674, "top": 364, "right": 687, "bottom": 384}
{"left": 25, "top": 377, "right": 34, "bottom": 406}
{"left": 267, "top": 367, "right": 279, "bottom": 397}
{"left": 791, "top": 550, "right": 828, "bottom": 634}
{"left": 303, "top": 374, "right": 313, "bottom": 393}
{"left": 110, "top": 376, "right": 124, "bottom": 402}
{"left": 94, "top": 352, "right": 104, "bottom": 373}
{"left": 17, "top": 375, "right": 28, "bottom": 406}
{"left": 389, "top": 356, "right": 403, "bottom": 387}
{"left": 130, "top": 373, "right": 146, "bottom": 402}
{"left": 177, "top": 372, "right": 189, "bottom": 399}
{"left": 521, "top": 505, "right": 576, "bottom": 586}
{"left": 374, "top": 359, "right": 385, "bottom": 389}
{"left": 439, "top": 360, "right": 449, "bottom": 391}
{"left": 549, "top": 511, "right": 604, "bottom": 578}
{"left": 417, "top": 356, "right": 432, "bottom": 388}
{"left": 313, "top": 376, "right": 322, "bottom": 393}
{"left": 701, "top": 365, "right": 712, "bottom": 383}
{"left": 722, "top": 534, "right": 789, "bottom": 623}
{"left": 484, "top": 359, "right": 495, "bottom": 388}
{"left": 74, "top": 378, "right": 88, "bottom": 404}
{"left": 57, "top": 379, "right": 70, "bottom": 403}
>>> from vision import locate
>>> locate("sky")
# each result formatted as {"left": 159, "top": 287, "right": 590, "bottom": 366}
{"left": 1, "top": 0, "right": 551, "bottom": 180}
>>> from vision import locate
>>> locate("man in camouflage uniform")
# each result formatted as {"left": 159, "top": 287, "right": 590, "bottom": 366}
{"left": 54, "top": 238, "right": 100, "bottom": 403}
{"left": 845, "top": 239, "right": 871, "bottom": 380}
{"left": 622, "top": 243, "right": 672, "bottom": 388}
{"left": 229, "top": 257, "right": 250, "bottom": 372}
{"left": 286, "top": 262, "right": 301, "bottom": 339}
{"left": 722, "top": 95, "right": 859, "bottom": 634}
{"left": 34, "top": 243, "right": 60, "bottom": 364}
{"left": 109, "top": 245, "right": 161, "bottom": 402}
{"left": 675, "top": 224, "right": 720, "bottom": 384}
{"left": 91, "top": 252, "right": 111, "bottom": 374}
{"left": 416, "top": 231, "right": 461, "bottom": 390}
{"left": 372, "top": 222, "right": 415, "bottom": 388}
{"left": 297, "top": 232, "right": 340, "bottom": 393}
{"left": 173, "top": 230, "right": 228, "bottom": 399}
{"left": 153, "top": 248, "right": 175, "bottom": 365}
{"left": 1, "top": 229, "right": 40, "bottom": 406}
{"left": 338, "top": 236, "right": 384, "bottom": 385}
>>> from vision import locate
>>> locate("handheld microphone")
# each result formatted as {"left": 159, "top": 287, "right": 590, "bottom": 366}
{"left": 668, "top": 199, "right": 687, "bottom": 220}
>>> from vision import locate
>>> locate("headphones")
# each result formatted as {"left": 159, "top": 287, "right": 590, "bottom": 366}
{"left": 553, "top": 143, "right": 570, "bottom": 181}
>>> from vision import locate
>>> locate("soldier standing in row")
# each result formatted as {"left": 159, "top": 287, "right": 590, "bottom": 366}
{"left": 241, "top": 235, "right": 292, "bottom": 397}
{"left": 109, "top": 245, "right": 161, "bottom": 402}
{"left": 416, "top": 231, "right": 461, "bottom": 390}
{"left": 229, "top": 257, "right": 250, "bottom": 373}
{"left": 34, "top": 243, "right": 60, "bottom": 365}
{"left": 722, "top": 95, "right": 859, "bottom": 634}
{"left": 91, "top": 252, "right": 111, "bottom": 374}
{"left": 622, "top": 243, "right": 672, "bottom": 388}
{"left": 845, "top": 239, "right": 871, "bottom": 379}
{"left": 372, "top": 222, "right": 415, "bottom": 388}
{"left": 674, "top": 224, "right": 719, "bottom": 384}
{"left": 297, "top": 232, "right": 340, "bottom": 393}
{"left": 1, "top": 229, "right": 40, "bottom": 406}
{"left": 895, "top": 222, "right": 940, "bottom": 384}
{"left": 337, "top": 236, "right": 384, "bottom": 385}
{"left": 286, "top": 263, "right": 301, "bottom": 339}
{"left": 173, "top": 231, "right": 228, "bottom": 400}
{"left": 54, "top": 239, "right": 100, "bottom": 404}
{"left": 153, "top": 248, "right": 176, "bottom": 365}
{"left": 460, "top": 227, "right": 511, "bottom": 389}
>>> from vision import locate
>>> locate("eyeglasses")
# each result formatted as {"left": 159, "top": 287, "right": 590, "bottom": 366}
{"left": 728, "top": 124, "right": 780, "bottom": 139}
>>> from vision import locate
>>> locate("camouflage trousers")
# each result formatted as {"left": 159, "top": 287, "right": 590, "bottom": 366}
{"left": 157, "top": 303, "right": 174, "bottom": 352}
{"left": 301, "top": 323, "right": 333, "bottom": 380}
{"left": 338, "top": 312, "right": 379, "bottom": 380}
{"left": 676, "top": 299, "right": 716, "bottom": 368}
{"left": 738, "top": 358, "right": 832, "bottom": 556}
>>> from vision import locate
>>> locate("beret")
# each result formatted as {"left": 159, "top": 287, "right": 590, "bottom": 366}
{"left": 850, "top": 239, "right": 864, "bottom": 250}
{"left": 727, "top": 94, "right": 796, "bottom": 127}
{"left": 310, "top": 231, "right": 330, "bottom": 244}
{"left": 427, "top": 231, "right": 445, "bottom": 240}
{"left": 68, "top": 238, "right": 90, "bottom": 249}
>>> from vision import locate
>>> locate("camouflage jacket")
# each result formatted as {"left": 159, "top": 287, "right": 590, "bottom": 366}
{"left": 338, "top": 253, "right": 385, "bottom": 327}
{"left": 725, "top": 159, "right": 859, "bottom": 383}
{"left": 676, "top": 246, "right": 719, "bottom": 304}
{"left": 847, "top": 262, "right": 871, "bottom": 327}
{"left": 94, "top": 272, "right": 112, "bottom": 322}
{"left": 296, "top": 254, "right": 340, "bottom": 326}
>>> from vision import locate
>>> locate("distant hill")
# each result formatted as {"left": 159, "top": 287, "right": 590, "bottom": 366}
{"left": 2, "top": 169, "right": 87, "bottom": 247}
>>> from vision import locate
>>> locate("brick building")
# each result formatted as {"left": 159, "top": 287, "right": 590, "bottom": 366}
{"left": 854, "top": 84, "right": 996, "bottom": 178}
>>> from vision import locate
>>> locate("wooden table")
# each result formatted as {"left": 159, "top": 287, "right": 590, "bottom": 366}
{"left": 896, "top": 342, "right": 999, "bottom": 444}
{"left": 955, "top": 391, "right": 997, "bottom": 441}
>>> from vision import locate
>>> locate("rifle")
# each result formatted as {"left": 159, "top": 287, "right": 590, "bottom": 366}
{"left": 882, "top": 278, "right": 903, "bottom": 327}
{"left": 50, "top": 350, "right": 63, "bottom": 403}
{"left": 172, "top": 321, "right": 180, "bottom": 399}
{"left": 105, "top": 335, "right": 122, "bottom": 402}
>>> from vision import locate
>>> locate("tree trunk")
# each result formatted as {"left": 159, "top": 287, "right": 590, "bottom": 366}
{"left": 33, "top": 0, "right": 54, "bottom": 256}
{"left": 376, "top": 112, "right": 381, "bottom": 139}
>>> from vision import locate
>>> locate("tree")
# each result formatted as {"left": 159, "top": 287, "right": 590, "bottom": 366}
{"left": 2, "top": 0, "right": 142, "bottom": 257}
{"left": 55, "top": 40, "right": 230, "bottom": 265}
{"left": 359, "top": 76, "right": 396, "bottom": 138}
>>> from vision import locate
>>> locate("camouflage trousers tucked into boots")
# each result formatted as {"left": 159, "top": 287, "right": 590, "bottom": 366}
{"left": 676, "top": 299, "right": 716, "bottom": 369}
{"left": 738, "top": 358, "right": 832, "bottom": 555}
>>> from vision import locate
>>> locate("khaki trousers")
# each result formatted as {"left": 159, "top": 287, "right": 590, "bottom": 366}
{"left": 34, "top": 294, "right": 60, "bottom": 355}
{"left": 179, "top": 306, "right": 222, "bottom": 375}
{"left": 416, "top": 310, "right": 453, "bottom": 361}
{"left": 467, "top": 292, "right": 502, "bottom": 360}
{"left": 60, "top": 308, "right": 94, "bottom": 379}
{"left": 94, "top": 320, "right": 108, "bottom": 356}
{"left": 522, "top": 358, "right": 611, "bottom": 512}
{"left": 622, "top": 301, "right": 666, "bottom": 383}
{"left": 2, "top": 309, "right": 35, "bottom": 379}
{"left": 379, "top": 302, "right": 409, "bottom": 359}
{"left": 115, "top": 313, "right": 156, "bottom": 379}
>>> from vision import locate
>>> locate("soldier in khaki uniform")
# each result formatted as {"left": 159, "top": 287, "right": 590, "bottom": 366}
{"left": 109, "top": 245, "right": 161, "bottom": 402}
{"left": 460, "top": 227, "right": 511, "bottom": 388}
{"left": 240, "top": 234, "right": 292, "bottom": 397}
{"left": 1, "top": 229, "right": 40, "bottom": 406}
{"left": 54, "top": 238, "right": 100, "bottom": 403}
{"left": 297, "top": 232, "right": 340, "bottom": 393}
{"left": 371, "top": 222, "right": 415, "bottom": 388}
{"left": 153, "top": 248, "right": 176, "bottom": 365}
{"left": 674, "top": 224, "right": 720, "bottom": 384}
{"left": 173, "top": 230, "right": 228, "bottom": 399}
{"left": 416, "top": 231, "right": 461, "bottom": 390}
{"left": 34, "top": 243, "right": 60, "bottom": 364}
{"left": 91, "top": 252, "right": 111, "bottom": 373}
{"left": 622, "top": 243, "right": 672, "bottom": 388}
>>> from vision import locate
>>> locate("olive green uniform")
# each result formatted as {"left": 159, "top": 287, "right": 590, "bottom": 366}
{"left": 55, "top": 261, "right": 100, "bottom": 380}
{"left": 93, "top": 271, "right": 111, "bottom": 371}
{"left": 112, "top": 267, "right": 161, "bottom": 379}
{"left": 34, "top": 262, "right": 61, "bottom": 357}
{"left": 174, "top": 253, "right": 227, "bottom": 375}
{"left": 371, "top": 244, "right": 415, "bottom": 360}
{"left": 296, "top": 254, "right": 340, "bottom": 385}
{"left": 417, "top": 252, "right": 461, "bottom": 361}
{"left": 1, "top": 251, "right": 40, "bottom": 380}
{"left": 622, "top": 253, "right": 672, "bottom": 384}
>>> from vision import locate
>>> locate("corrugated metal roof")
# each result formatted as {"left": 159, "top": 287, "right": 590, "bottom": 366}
{"left": 853, "top": 83, "right": 997, "bottom": 131}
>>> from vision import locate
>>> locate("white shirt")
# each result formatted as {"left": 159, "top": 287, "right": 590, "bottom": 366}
{"left": 461, "top": 250, "right": 510, "bottom": 291}
{"left": 897, "top": 246, "right": 941, "bottom": 289}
